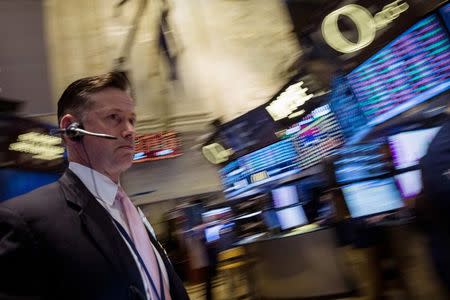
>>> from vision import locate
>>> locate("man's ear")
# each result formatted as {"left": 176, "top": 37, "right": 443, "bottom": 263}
{"left": 60, "top": 114, "right": 77, "bottom": 130}
{"left": 59, "top": 114, "right": 80, "bottom": 143}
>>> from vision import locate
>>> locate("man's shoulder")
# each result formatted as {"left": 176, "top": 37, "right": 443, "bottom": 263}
{"left": 1, "top": 180, "right": 64, "bottom": 216}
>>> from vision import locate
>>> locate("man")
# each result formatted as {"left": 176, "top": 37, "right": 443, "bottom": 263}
{"left": 420, "top": 117, "right": 450, "bottom": 294}
{"left": 0, "top": 72, "right": 189, "bottom": 300}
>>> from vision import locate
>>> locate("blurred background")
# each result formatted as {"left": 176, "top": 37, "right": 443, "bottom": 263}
{"left": 1, "top": 0, "right": 449, "bottom": 299}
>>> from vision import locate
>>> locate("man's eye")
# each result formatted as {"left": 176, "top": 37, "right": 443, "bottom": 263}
{"left": 109, "top": 114, "right": 120, "bottom": 121}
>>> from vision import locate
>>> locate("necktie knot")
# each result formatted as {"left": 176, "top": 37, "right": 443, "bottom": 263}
{"left": 115, "top": 187, "right": 127, "bottom": 204}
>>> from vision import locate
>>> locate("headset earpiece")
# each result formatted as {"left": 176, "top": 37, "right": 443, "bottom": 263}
{"left": 66, "top": 122, "right": 83, "bottom": 141}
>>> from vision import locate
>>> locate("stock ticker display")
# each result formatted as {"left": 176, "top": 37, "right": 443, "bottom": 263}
{"left": 133, "top": 131, "right": 182, "bottom": 163}
{"left": 220, "top": 138, "right": 299, "bottom": 197}
{"left": 219, "top": 6, "right": 450, "bottom": 199}
{"left": 329, "top": 76, "right": 368, "bottom": 140}
{"left": 290, "top": 105, "right": 345, "bottom": 169}
{"left": 346, "top": 14, "right": 450, "bottom": 126}
{"left": 220, "top": 105, "right": 345, "bottom": 198}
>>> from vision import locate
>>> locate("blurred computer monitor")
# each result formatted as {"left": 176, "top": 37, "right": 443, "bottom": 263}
{"left": 276, "top": 205, "right": 308, "bottom": 230}
{"left": 388, "top": 127, "right": 441, "bottom": 170}
{"left": 341, "top": 178, "right": 404, "bottom": 218}
{"left": 271, "top": 185, "right": 299, "bottom": 208}
{"left": 204, "top": 224, "right": 224, "bottom": 243}
{"left": 345, "top": 14, "right": 450, "bottom": 127}
{"left": 333, "top": 142, "right": 390, "bottom": 184}
{"left": 395, "top": 170, "right": 423, "bottom": 199}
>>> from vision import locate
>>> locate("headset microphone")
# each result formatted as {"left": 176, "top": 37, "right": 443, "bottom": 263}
{"left": 50, "top": 122, "right": 118, "bottom": 140}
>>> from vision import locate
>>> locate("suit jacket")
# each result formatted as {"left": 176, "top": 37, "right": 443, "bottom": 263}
{"left": 0, "top": 170, "right": 189, "bottom": 300}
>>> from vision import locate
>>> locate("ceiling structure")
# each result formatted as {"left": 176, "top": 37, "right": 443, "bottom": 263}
{"left": 43, "top": 0, "right": 302, "bottom": 133}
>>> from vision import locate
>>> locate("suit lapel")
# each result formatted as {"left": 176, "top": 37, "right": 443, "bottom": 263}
{"left": 59, "top": 170, "right": 146, "bottom": 293}
{"left": 60, "top": 169, "right": 186, "bottom": 299}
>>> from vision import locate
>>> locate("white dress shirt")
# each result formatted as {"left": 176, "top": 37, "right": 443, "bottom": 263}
{"left": 69, "top": 162, "right": 169, "bottom": 300}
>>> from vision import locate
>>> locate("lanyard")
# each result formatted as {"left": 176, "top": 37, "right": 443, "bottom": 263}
{"left": 113, "top": 218, "right": 166, "bottom": 300}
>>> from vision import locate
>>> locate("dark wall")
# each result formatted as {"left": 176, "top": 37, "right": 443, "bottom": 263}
{"left": 0, "top": 0, "right": 53, "bottom": 115}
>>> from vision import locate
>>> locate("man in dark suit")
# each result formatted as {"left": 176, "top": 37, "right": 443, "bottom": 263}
{"left": 420, "top": 117, "right": 450, "bottom": 295}
{"left": 0, "top": 72, "right": 189, "bottom": 300}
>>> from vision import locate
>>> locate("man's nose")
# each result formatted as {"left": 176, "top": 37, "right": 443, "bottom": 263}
{"left": 122, "top": 121, "right": 135, "bottom": 139}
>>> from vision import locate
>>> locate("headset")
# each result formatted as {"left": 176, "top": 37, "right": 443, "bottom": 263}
{"left": 51, "top": 122, "right": 117, "bottom": 141}
{"left": 51, "top": 121, "right": 119, "bottom": 217}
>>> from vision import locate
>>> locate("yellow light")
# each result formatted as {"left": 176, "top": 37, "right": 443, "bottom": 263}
{"left": 202, "top": 143, "right": 233, "bottom": 164}
{"left": 288, "top": 110, "right": 305, "bottom": 119}
{"left": 9, "top": 136, "right": 65, "bottom": 161}
{"left": 266, "top": 81, "right": 313, "bottom": 121}
{"left": 18, "top": 132, "right": 62, "bottom": 145}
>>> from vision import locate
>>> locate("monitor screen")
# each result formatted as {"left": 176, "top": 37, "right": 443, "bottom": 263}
{"left": 388, "top": 127, "right": 441, "bottom": 170}
{"left": 204, "top": 224, "right": 224, "bottom": 243}
{"left": 395, "top": 170, "right": 423, "bottom": 199}
{"left": 217, "top": 105, "right": 280, "bottom": 159}
{"left": 289, "top": 104, "right": 345, "bottom": 170}
{"left": 334, "top": 142, "right": 390, "bottom": 184}
{"left": 346, "top": 14, "right": 450, "bottom": 126}
{"left": 341, "top": 178, "right": 404, "bottom": 218}
{"left": 220, "top": 138, "right": 300, "bottom": 198}
{"left": 329, "top": 76, "right": 368, "bottom": 140}
{"left": 202, "top": 207, "right": 232, "bottom": 223}
{"left": 276, "top": 205, "right": 308, "bottom": 230}
{"left": 133, "top": 131, "right": 182, "bottom": 163}
{"left": 272, "top": 185, "right": 299, "bottom": 208}
{"left": 262, "top": 209, "right": 281, "bottom": 231}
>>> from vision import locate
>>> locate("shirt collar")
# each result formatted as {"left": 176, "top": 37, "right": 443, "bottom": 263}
{"left": 68, "top": 162, "right": 119, "bottom": 206}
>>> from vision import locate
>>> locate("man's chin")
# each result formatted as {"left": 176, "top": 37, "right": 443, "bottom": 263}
{"left": 110, "top": 158, "right": 133, "bottom": 175}
{"left": 121, "top": 159, "right": 134, "bottom": 171}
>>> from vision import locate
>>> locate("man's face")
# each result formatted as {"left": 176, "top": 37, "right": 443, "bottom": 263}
{"left": 79, "top": 88, "right": 136, "bottom": 181}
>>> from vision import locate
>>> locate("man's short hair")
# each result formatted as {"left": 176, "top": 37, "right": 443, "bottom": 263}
{"left": 57, "top": 72, "right": 131, "bottom": 124}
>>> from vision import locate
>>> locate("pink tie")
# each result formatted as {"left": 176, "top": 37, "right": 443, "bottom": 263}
{"left": 116, "top": 187, "right": 171, "bottom": 300}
